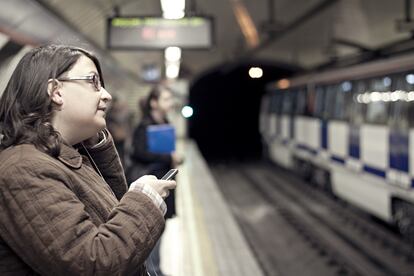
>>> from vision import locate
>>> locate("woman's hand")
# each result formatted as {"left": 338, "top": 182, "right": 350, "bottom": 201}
{"left": 129, "top": 175, "right": 176, "bottom": 198}
{"left": 171, "top": 152, "right": 184, "bottom": 167}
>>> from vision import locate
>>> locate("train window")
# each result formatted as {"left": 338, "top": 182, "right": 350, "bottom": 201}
{"left": 392, "top": 71, "right": 414, "bottom": 91}
{"left": 269, "top": 92, "right": 280, "bottom": 114}
{"left": 261, "top": 95, "right": 271, "bottom": 115}
{"left": 390, "top": 72, "right": 414, "bottom": 128}
{"left": 331, "top": 81, "right": 353, "bottom": 121}
{"left": 281, "top": 91, "right": 294, "bottom": 115}
{"left": 314, "top": 86, "right": 326, "bottom": 119}
{"left": 295, "top": 89, "right": 307, "bottom": 115}
{"left": 366, "top": 99, "right": 388, "bottom": 124}
{"left": 276, "top": 93, "right": 284, "bottom": 114}
{"left": 306, "top": 88, "right": 316, "bottom": 117}
{"left": 348, "top": 80, "right": 366, "bottom": 124}
{"left": 407, "top": 102, "right": 414, "bottom": 128}
{"left": 364, "top": 77, "right": 391, "bottom": 125}
{"left": 324, "top": 84, "right": 338, "bottom": 120}
{"left": 402, "top": 72, "right": 414, "bottom": 128}
{"left": 342, "top": 81, "right": 356, "bottom": 121}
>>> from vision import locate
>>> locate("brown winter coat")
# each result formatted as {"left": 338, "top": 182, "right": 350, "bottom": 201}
{"left": 0, "top": 132, "right": 165, "bottom": 275}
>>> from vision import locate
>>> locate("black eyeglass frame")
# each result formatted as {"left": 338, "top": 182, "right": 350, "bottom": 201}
{"left": 58, "top": 74, "right": 102, "bottom": 92}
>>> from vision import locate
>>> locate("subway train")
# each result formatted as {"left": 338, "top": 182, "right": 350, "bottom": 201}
{"left": 260, "top": 53, "right": 414, "bottom": 240}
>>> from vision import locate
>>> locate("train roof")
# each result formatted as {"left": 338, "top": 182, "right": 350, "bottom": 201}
{"left": 269, "top": 51, "right": 414, "bottom": 90}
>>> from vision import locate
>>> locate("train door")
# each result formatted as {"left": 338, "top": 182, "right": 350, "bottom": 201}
{"left": 347, "top": 80, "right": 366, "bottom": 172}
{"left": 292, "top": 87, "right": 312, "bottom": 179}
{"left": 270, "top": 90, "right": 295, "bottom": 168}
{"left": 266, "top": 92, "right": 284, "bottom": 162}
{"left": 267, "top": 93, "right": 278, "bottom": 142}
{"left": 271, "top": 92, "right": 283, "bottom": 141}
{"left": 330, "top": 76, "right": 391, "bottom": 221}
{"left": 388, "top": 72, "right": 414, "bottom": 241}
{"left": 310, "top": 85, "right": 331, "bottom": 189}
{"left": 259, "top": 94, "right": 270, "bottom": 141}
{"left": 260, "top": 93, "right": 273, "bottom": 160}
{"left": 314, "top": 86, "right": 328, "bottom": 156}
{"left": 388, "top": 73, "right": 410, "bottom": 190}
{"left": 294, "top": 88, "right": 308, "bottom": 158}
{"left": 327, "top": 81, "right": 357, "bottom": 195}
{"left": 328, "top": 82, "right": 353, "bottom": 165}
{"left": 304, "top": 86, "right": 319, "bottom": 156}
{"left": 357, "top": 76, "right": 391, "bottom": 219}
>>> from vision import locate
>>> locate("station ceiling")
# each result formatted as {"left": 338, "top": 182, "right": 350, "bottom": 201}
{"left": 34, "top": 0, "right": 412, "bottom": 80}
{"left": 0, "top": 0, "right": 413, "bottom": 87}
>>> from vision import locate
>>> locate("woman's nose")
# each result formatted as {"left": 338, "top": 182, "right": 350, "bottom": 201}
{"left": 100, "top": 87, "right": 112, "bottom": 102}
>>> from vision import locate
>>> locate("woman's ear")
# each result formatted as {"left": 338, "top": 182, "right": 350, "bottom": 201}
{"left": 47, "top": 79, "right": 63, "bottom": 106}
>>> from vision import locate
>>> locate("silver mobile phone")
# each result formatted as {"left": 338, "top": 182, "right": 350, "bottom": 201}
{"left": 161, "top": 169, "right": 178, "bottom": 180}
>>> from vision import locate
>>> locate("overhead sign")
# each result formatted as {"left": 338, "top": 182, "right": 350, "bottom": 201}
{"left": 107, "top": 16, "right": 213, "bottom": 49}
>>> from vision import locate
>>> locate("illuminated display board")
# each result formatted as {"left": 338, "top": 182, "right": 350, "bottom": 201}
{"left": 107, "top": 16, "right": 213, "bottom": 49}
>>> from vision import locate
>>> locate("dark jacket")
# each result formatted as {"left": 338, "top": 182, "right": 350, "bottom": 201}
{"left": 0, "top": 132, "right": 164, "bottom": 275}
{"left": 129, "top": 115, "right": 176, "bottom": 218}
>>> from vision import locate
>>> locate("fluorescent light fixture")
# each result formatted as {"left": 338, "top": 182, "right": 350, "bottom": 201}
{"left": 230, "top": 0, "right": 259, "bottom": 48}
{"left": 248, "top": 67, "right": 263, "bottom": 78}
{"left": 406, "top": 74, "right": 414, "bottom": 84}
{"left": 165, "top": 46, "right": 182, "bottom": 62}
{"left": 277, "top": 78, "right": 290, "bottom": 89}
{"left": 181, "top": 105, "right": 193, "bottom": 118}
{"left": 166, "top": 62, "right": 180, "bottom": 79}
{"left": 161, "top": 0, "right": 185, "bottom": 19}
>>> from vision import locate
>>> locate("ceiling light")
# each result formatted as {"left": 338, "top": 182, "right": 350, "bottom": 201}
{"left": 249, "top": 67, "right": 263, "bottom": 78}
{"left": 406, "top": 74, "right": 414, "bottom": 84}
{"left": 166, "top": 62, "right": 180, "bottom": 79}
{"left": 165, "top": 46, "right": 182, "bottom": 62}
{"left": 181, "top": 106, "right": 193, "bottom": 118}
{"left": 230, "top": 0, "right": 259, "bottom": 48}
{"left": 277, "top": 79, "right": 290, "bottom": 89}
{"left": 161, "top": 0, "right": 185, "bottom": 19}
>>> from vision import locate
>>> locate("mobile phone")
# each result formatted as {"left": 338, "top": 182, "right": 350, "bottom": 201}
{"left": 161, "top": 169, "right": 178, "bottom": 180}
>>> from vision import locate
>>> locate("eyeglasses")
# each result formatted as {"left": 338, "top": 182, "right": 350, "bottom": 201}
{"left": 58, "top": 74, "right": 101, "bottom": 92}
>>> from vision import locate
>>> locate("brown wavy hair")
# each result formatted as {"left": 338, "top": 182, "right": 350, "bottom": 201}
{"left": 0, "top": 44, "right": 105, "bottom": 157}
{"left": 140, "top": 84, "right": 172, "bottom": 120}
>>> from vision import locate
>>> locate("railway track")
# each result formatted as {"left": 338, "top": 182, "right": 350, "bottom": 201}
{"left": 211, "top": 162, "right": 414, "bottom": 276}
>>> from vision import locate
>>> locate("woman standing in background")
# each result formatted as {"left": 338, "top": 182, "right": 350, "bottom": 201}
{"left": 129, "top": 85, "right": 183, "bottom": 276}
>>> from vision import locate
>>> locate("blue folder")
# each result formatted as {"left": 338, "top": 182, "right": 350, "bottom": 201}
{"left": 146, "top": 124, "right": 176, "bottom": 153}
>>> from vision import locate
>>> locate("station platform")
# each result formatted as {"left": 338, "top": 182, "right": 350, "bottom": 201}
{"left": 158, "top": 139, "right": 263, "bottom": 276}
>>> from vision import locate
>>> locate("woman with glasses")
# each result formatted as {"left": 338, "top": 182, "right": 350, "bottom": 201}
{"left": 0, "top": 44, "right": 175, "bottom": 276}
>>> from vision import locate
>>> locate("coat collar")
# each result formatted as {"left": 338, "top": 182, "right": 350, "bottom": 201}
{"left": 57, "top": 143, "right": 83, "bottom": 169}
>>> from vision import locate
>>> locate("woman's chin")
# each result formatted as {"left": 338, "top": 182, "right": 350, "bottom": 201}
{"left": 95, "top": 118, "right": 107, "bottom": 130}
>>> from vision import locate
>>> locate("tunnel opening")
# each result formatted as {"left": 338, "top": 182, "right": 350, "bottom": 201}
{"left": 188, "top": 60, "right": 299, "bottom": 162}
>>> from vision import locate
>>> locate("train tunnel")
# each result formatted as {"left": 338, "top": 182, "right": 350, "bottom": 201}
{"left": 188, "top": 60, "right": 298, "bottom": 161}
